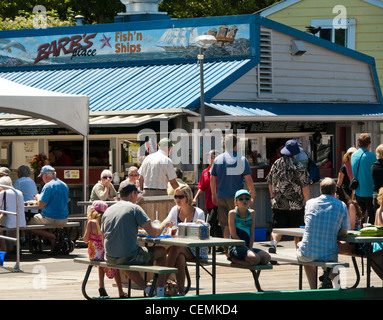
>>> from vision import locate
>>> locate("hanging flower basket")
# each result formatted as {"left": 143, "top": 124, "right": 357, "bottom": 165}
{"left": 30, "top": 153, "right": 47, "bottom": 182}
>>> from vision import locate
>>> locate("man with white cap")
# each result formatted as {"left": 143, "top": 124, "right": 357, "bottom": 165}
{"left": 0, "top": 167, "right": 11, "bottom": 177}
{"left": 138, "top": 138, "right": 178, "bottom": 196}
{"left": 267, "top": 139, "right": 312, "bottom": 253}
{"left": 28, "top": 165, "right": 69, "bottom": 255}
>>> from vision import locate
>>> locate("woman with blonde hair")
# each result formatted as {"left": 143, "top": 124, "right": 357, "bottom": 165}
{"left": 163, "top": 185, "right": 206, "bottom": 295}
{"left": 337, "top": 147, "right": 357, "bottom": 197}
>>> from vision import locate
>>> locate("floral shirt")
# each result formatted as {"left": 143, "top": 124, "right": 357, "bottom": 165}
{"left": 267, "top": 155, "right": 312, "bottom": 211}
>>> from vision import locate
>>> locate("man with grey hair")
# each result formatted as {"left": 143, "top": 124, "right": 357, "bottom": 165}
{"left": 138, "top": 138, "right": 179, "bottom": 196}
{"left": 28, "top": 165, "right": 69, "bottom": 255}
{"left": 297, "top": 177, "right": 350, "bottom": 289}
{"left": 14, "top": 165, "right": 38, "bottom": 214}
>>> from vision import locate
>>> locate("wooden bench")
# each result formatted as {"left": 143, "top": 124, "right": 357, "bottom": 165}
{"left": 74, "top": 257, "right": 178, "bottom": 299}
{"left": 0, "top": 222, "right": 80, "bottom": 255}
{"left": 269, "top": 253, "right": 349, "bottom": 289}
{"left": 185, "top": 255, "right": 273, "bottom": 293}
{"left": 0, "top": 221, "right": 80, "bottom": 232}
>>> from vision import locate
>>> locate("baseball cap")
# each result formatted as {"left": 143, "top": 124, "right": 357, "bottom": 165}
{"left": 234, "top": 189, "right": 251, "bottom": 199}
{"left": 158, "top": 138, "right": 174, "bottom": 147}
{"left": 119, "top": 181, "right": 142, "bottom": 195}
{"left": 90, "top": 200, "right": 108, "bottom": 213}
{"left": 0, "top": 167, "right": 10, "bottom": 176}
{"left": 38, "top": 165, "right": 55, "bottom": 177}
{"left": 281, "top": 139, "right": 303, "bottom": 156}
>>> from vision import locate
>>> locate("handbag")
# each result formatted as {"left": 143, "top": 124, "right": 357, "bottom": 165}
{"left": 0, "top": 192, "right": 6, "bottom": 226}
{"left": 349, "top": 150, "right": 366, "bottom": 190}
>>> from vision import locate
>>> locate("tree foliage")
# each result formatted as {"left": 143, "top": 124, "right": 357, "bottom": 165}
{"left": 0, "top": 0, "right": 276, "bottom": 30}
{"left": 159, "top": 0, "right": 276, "bottom": 19}
{"left": 0, "top": 9, "right": 76, "bottom": 30}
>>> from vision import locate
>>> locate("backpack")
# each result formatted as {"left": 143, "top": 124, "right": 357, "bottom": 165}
{"left": 307, "top": 157, "right": 320, "bottom": 183}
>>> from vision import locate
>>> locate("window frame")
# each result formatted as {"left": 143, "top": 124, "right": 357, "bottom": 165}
{"left": 311, "top": 18, "right": 356, "bottom": 50}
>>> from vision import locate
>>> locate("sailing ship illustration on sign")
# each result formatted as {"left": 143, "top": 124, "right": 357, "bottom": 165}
{"left": 157, "top": 25, "right": 238, "bottom": 51}
{"left": 157, "top": 27, "right": 198, "bottom": 51}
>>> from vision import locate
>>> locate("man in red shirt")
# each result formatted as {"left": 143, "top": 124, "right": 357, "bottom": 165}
{"left": 193, "top": 150, "right": 223, "bottom": 239}
{"left": 52, "top": 147, "right": 74, "bottom": 166}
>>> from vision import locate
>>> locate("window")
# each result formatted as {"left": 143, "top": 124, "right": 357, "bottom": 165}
{"left": 311, "top": 19, "right": 355, "bottom": 50}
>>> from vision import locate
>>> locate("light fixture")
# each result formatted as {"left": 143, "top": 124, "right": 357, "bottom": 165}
{"left": 291, "top": 40, "right": 307, "bottom": 56}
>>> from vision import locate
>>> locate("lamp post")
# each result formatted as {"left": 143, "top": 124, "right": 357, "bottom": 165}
{"left": 195, "top": 34, "right": 216, "bottom": 160}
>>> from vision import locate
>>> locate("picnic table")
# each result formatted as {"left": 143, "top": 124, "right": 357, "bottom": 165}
{"left": 138, "top": 235, "right": 245, "bottom": 295}
{"left": 273, "top": 227, "right": 383, "bottom": 287}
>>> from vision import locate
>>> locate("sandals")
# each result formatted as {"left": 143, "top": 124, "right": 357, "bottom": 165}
{"left": 99, "top": 287, "right": 109, "bottom": 297}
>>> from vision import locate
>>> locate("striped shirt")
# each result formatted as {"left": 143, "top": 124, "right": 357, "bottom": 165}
{"left": 297, "top": 194, "right": 350, "bottom": 261}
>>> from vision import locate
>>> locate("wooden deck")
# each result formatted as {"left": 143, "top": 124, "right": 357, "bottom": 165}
{"left": 0, "top": 240, "right": 382, "bottom": 300}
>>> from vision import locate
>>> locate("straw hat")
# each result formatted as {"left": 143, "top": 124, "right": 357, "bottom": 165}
{"left": 343, "top": 147, "right": 357, "bottom": 163}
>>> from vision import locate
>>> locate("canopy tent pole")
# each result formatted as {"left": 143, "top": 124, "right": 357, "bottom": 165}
{"left": 83, "top": 135, "right": 89, "bottom": 212}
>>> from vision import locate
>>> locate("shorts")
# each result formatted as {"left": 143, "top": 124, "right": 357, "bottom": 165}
{"left": 29, "top": 213, "right": 68, "bottom": 227}
{"left": 296, "top": 248, "right": 338, "bottom": 264}
{"left": 271, "top": 208, "right": 304, "bottom": 229}
{"left": 217, "top": 197, "right": 235, "bottom": 227}
{"left": 106, "top": 246, "right": 156, "bottom": 266}
{"left": 229, "top": 246, "right": 264, "bottom": 261}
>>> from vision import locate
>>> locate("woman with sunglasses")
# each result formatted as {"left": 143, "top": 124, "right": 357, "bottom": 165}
{"left": 120, "top": 166, "right": 143, "bottom": 202}
{"left": 228, "top": 189, "right": 270, "bottom": 266}
{"left": 163, "top": 185, "right": 207, "bottom": 295}
{"left": 90, "top": 169, "right": 118, "bottom": 201}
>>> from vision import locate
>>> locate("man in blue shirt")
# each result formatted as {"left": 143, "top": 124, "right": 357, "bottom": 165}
{"left": 14, "top": 165, "right": 39, "bottom": 214}
{"left": 210, "top": 134, "right": 254, "bottom": 238}
{"left": 351, "top": 133, "right": 376, "bottom": 224}
{"left": 297, "top": 178, "right": 350, "bottom": 289}
{"left": 28, "top": 165, "right": 69, "bottom": 255}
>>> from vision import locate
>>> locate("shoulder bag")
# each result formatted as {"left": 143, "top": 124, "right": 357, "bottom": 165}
{"left": 349, "top": 150, "right": 366, "bottom": 190}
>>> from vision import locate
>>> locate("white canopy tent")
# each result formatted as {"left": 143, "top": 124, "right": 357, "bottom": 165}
{"left": 0, "top": 77, "right": 90, "bottom": 199}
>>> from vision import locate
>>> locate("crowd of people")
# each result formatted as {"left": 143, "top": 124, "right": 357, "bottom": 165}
{"left": 268, "top": 133, "right": 383, "bottom": 289}
{"left": 0, "top": 164, "right": 69, "bottom": 256}
{"left": 2, "top": 132, "right": 383, "bottom": 294}
{"left": 83, "top": 134, "right": 270, "bottom": 297}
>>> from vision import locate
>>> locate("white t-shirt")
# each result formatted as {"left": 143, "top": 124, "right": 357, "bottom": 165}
{"left": 138, "top": 149, "right": 177, "bottom": 189}
{"left": 164, "top": 205, "right": 208, "bottom": 258}
{"left": 164, "top": 205, "right": 205, "bottom": 225}
{"left": 0, "top": 189, "right": 26, "bottom": 228}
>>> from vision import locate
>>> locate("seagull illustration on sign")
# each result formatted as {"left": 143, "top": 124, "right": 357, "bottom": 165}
{"left": 0, "top": 39, "right": 26, "bottom": 53}
{"left": 100, "top": 34, "right": 111, "bottom": 49}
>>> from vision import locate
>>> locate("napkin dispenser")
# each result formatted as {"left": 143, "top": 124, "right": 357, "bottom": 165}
{"left": 178, "top": 222, "right": 210, "bottom": 239}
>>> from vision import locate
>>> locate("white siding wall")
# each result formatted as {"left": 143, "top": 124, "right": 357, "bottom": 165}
{"left": 212, "top": 67, "right": 258, "bottom": 101}
{"left": 271, "top": 29, "right": 378, "bottom": 103}
{"left": 213, "top": 27, "right": 378, "bottom": 103}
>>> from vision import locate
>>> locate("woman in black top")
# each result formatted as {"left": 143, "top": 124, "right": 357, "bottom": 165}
{"left": 337, "top": 147, "right": 357, "bottom": 197}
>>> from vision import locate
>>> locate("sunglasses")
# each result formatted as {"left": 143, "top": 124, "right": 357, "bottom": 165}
{"left": 237, "top": 197, "right": 250, "bottom": 201}
{"left": 128, "top": 174, "right": 139, "bottom": 177}
{"left": 102, "top": 176, "right": 112, "bottom": 179}
{"left": 174, "top": 195, "right": 186, "bottom": 199}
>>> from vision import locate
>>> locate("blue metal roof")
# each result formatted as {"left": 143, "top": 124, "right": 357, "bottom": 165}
{"left": 0, "top": 59, "right": 253, "bottom": 113}
{"left": 207, "top": 102, "right": 383, "bottom": 119}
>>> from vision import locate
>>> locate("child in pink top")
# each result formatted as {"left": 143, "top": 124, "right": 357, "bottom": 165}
{"left": 83, "top": 201, "right": 126, "bottom": 298}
